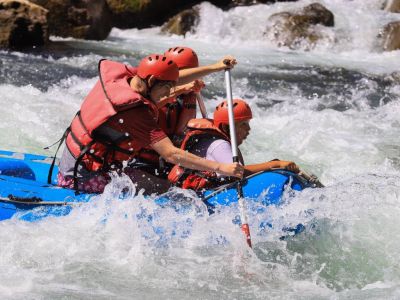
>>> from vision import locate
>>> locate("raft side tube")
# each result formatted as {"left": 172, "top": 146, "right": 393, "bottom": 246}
{"left": 203, "top": 170, "right": 309, "bottom": 207}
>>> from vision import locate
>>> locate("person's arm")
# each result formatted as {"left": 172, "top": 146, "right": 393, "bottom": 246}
{"left": 208, "top": 141, "right": 299, "bottom": 175}
{"left": 151, "top": 137, "right": 244, "bottom": 178}
{"left": 244, "top": 160, "right": 300, "bottom": 175}
{"left": 157, "top": 80, "right": 205, "bottom": 108}
{"left": 177, "top": 56, "right": 237, "bottom": 85}
{"left": 174, "top": 93, "right": 197, "bottom": 135}
{"left": 169, "top": 80, "right": 205, "bottom": 98}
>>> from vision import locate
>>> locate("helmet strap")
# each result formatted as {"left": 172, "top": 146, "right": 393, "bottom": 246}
{"left": 143, "top": 76, "right": 155, "bottom": 99}
{"left": 220, "top": 124, "right": 230, "bottom": 135}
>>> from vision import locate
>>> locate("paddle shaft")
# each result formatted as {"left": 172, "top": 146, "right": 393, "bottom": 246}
{"left": 225, "top": 69, "right": 252, "bottom": 248}
{"left": 196, "top": 93, "right": 208, "bottom": 118}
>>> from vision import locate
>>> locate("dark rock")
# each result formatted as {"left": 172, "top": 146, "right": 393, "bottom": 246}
{"left": 161, "top": 7, "right": 199, "bottom": 36}
{"left": 0, "top": 0, "right": 48, "bottom": 48}
{"left": 228, "top": 0, "right": 297, "bottom": 8}
{"left": 379, "top": 21, "right": 400, "bottom": 51}
{"left": 106, "top": 0, "right": 298, "bottom": 29}
{"left": 106, "top": 0, "right": 200, "bottom": 29}
{"left": 85, "top": 0, "right": 113, "bottom": 40}
{"left": 383, "top": 0, "right": 400, "bottom": 13}
{"left": 302, "top": 3, "right": 334, "bottom": 27}
{"left": 30, "top": 0, "right": 112, "bottom": 40}
{"left": 265, "top": 2, "right": 334, "bottom": 50}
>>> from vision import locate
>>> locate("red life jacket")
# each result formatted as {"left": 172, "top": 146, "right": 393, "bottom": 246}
{"left": 138, "top": 92, "right": 198, "bottom": 166}
{"left": 65, "top": 59, "right": 157, "bottom": 176}
{"left": 158, "top": 92, "right": 197, "bottom": 140}
{"left": 168, "top": 118, "right": 240, "bottom": 191}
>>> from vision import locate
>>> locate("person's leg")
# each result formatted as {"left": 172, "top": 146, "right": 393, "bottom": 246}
{"left": 123, "top": 167, "right": 171, "bottom": 195}
{"left": 57, "top": 172, "right": 110, "bottom": 194}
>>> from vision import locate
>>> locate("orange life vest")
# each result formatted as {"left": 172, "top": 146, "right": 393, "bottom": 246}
{"left": 138, "top": 92, "right": 198, "bottom": 166}
{"left": 168, "top": 118, "right": 240, "bottom": 191}
{"left": 158, "top": 92, "right": 197, "bottom": 138}
{"left": 65, "top": 59, "right": 158, "bottom": 174}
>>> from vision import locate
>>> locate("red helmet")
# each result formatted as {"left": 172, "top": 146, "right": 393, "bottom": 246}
{"left": 137, "top": 54, "right": 179, "bottom": 81}
{"left": 213, "top": 99, "right": 253, "bottom": 128}
{"left": 164, "top": 47, "right": 199, "bottom": 69}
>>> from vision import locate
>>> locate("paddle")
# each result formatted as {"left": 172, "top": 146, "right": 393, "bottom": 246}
{"left": 196, "top": 93, "right": 208, "bottom": 118}
{"left": 224, "top": 68, "right": 252, "bottom": 248}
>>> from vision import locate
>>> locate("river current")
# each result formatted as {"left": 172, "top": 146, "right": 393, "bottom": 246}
{"left": 0, "top": 0, "right": 399, "bottom": 299}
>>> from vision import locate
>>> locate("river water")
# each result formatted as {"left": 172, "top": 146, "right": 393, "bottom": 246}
{"left": 0, "top": 0, "right": 399, "bottom": 299}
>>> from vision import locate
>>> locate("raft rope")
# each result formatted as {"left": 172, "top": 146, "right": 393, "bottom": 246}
{"left": 0, "top": 195, "right": 73, "bottom": 206}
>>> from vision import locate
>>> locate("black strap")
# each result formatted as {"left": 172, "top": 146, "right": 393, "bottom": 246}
{"left": 77, "top": 111, "right": 90, "bottom": 134}
{"left": 183, "top": 103, "right": 196, "bottom": 109}
{"left": 73, "top": 141, "right": 96, "bottom": 194}
{"left": 165, "top": 102, "right": 181, "bottom": 129}
{"left": 68, "top": 129, "right": 105, "bottom": 163}
{"left": 98, "top": 59, "right": 114, "bottom": 106}
{"left": 47, "top": 127, "right": 70, "bottom": 184}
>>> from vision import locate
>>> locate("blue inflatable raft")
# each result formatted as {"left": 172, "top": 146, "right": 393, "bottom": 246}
{"left": 0, "top": 150, "right": 314, "bottom": 222}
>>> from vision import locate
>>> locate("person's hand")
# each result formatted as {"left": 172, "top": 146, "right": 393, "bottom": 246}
{"left": 215, "top": 55, "right": 237, "bottom": 71}
{"left": 218, "top": 162, "right": 244, "bottom": 178}
{"left": 185, "top": 79, "right": 205, "bottom": 93}
{"left": 278, "top": 161, "right": 300, "bottom": 173}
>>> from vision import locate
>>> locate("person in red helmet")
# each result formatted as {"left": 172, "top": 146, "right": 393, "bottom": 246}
{"left": 157, "top": 46, "right": 237, "bottom": 140}
{"left": 168, "top": 99, "right": 299, "bottom": 191}
{"left": 137, "top": 46, "right": 238, "bottom": 177}
{"left": 56, "top": 54, "right": 244, "bottom": 195}
{"left": 156, "top": 46, "right": 202, "bottom": 141}
{"left": 164, "top": 46, "right": 237, "bottom": 85}
{"left": 165, "top": 46, "right": 199, "bottom": 69}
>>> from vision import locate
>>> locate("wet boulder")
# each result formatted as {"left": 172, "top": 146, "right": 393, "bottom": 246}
{"left": 0, "top": 0, "right": 48, "bottom": 48}
{"left": 383, "top": 0, "right": 400, "bottom": 13}
{"left": 161, "top": 7, "right": 199, "bottom": 36}
{"left": 302, "top": 2, "right": 334, "bottom": 26}
{"left": 30, "top": 0, "right": 112, "bottom": 40}
{"left": 265, "top": 3, "right": 334, "bottom": 50}
{"left": 379, "top": 21, "right": 400, "bottom": 51}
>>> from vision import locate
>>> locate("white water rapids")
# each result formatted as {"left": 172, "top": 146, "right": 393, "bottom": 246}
{"left": 0, "top": 0, "right": 399, "bottom": 298}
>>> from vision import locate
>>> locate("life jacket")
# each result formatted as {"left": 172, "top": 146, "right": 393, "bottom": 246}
{"left": 137, "top": 92, "right": 198, "bottom": 167}
{"left": 167, "top": 118, "right": 242, "bottom": 191}
{"left": 53, "top": 59, "right": 158, "bottom": 189}
{"left": 158, "top": 92, "right": 197, "bottom": 141}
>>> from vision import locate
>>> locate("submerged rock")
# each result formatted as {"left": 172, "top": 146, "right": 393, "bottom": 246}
{"left": 379, "top": 21, "right": 400, "bottom": 51}
{"left": 265, "top": 3, "right": 334, "bottom": 50}
{"left": 383, "top": 0, "right": 400, "bottom": 13}
{"left": 0, "top": 0, "right": 48, "bottom": 48}
{"left": 161, "top": 7, "right": 199, "bottom": 36}
{"left": 30, "top": 0, "right": 112, "bottom": 40}
{"left": 383, "top": 71, "right": 400, "bottom": 83}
